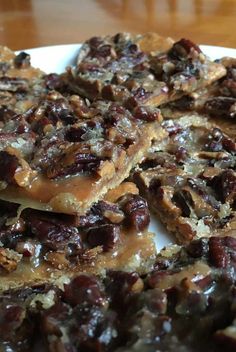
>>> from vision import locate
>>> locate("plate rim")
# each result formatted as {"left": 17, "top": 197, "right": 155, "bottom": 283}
{"left": 16, "top": 43, "right": 236, "bottom": 54}
{"left": 15, "top": 43, "right": 236, "bottom": 74}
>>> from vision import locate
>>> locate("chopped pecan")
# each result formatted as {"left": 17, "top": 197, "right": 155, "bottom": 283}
{"left": 215, "top": 323, "right": 236, "bottom": 350}
{"left": 210, "top": 169, "right": 236, "bottom": 204}
{"left": 0, "top": 62, "right": 10, "bottom": 74}
{"left": 204, "top": 127, "right": 236, "bottom": 153}
{"left": 0, "top": 106, "right": 16, "bottom": 122}
{"left": 168, "top": 38, "right": 202, "bottom": 60}
{"left": 14, "top": 52, "right": 31, "bottom": 69}
{"left": 44, "top": 251, "right": 69, "bottom": 269}
{"left": 186, "top": 238, "right": 209, "bottom": 258}
{"left": 0, "top": 77, "right": 29, "bottom": 92}
{"left": 133, "top": 106, "right": 161, "bottom": 122}
{"left": 44, "top": 73, "right": 66, "bottom": 91}
{"left": 120, "top": 194, "right": 150, "bottom": 231}
{"left": 209, "top": 237, "right": 230, "bottom": 268}
{"left": 46, "top": 147, "right": 103, "bottom": 179}
{"left": 0, "top": 151, "right": 20, "bottom": 184}
{"left": 87, "top": 224, "right": 120, "bottom": 251}
{"left": 107, "top": 271, "right": 144, "bottom": 312}
{"left": 65, "top": 125, "right": 88, "bottom": 142}
{"left": 30, "top": 214, "right": 82, "bottom": 251}
{"left": 91, "top": 201, "right": 124, "bottom": 224}
{"left": 172, "top": 190, "right": 193, "bottom": 217}
{"left": 0, "top": 248, "right": 22, "bottom": 272}
{"left": 0, "top": 304, "right": 26, "bottom": 341}
{"left": 63, "top": 274, "right": 105, "bottom": 307}
{"left": 204, "top": 97, "right": 236, "bottom": 119}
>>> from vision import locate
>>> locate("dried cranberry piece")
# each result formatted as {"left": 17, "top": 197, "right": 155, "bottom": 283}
{"left": 0, "top": 151, "right": 19, "bottom": 184}
{"left": 133, "top": 106, "right": 160, "bottom": 122}
{"left": 63, "top": 275, "right": 104, "bottom": 306}
{"left": 210, "top": 169, "right": 236, "bottom": 204}
{"left": 14, "top": 52, "right": 31, "bottom": 69}
{"left": 87, "top": 224, "right": 120, "bottom": 251}
{"left": 121, "top": 194, "right": 150, "bottom": 231}
{"left": 29, "top": 216, "right": 82, "bottom": 251}
{"left": 209, "top": 237, "right": 230, "bottom": 268}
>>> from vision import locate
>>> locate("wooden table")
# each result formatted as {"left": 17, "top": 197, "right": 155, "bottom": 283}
{"left": 0, "top": 0, "right": 236, "bottom": 50}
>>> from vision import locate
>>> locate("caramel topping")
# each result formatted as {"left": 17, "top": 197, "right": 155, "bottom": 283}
{"left": 0, "top": 174, "right": 99, "bottom": 213}
{"left": 104, "top": 182, "right": 139, "bottom": 203}
{"left": 154, "top": 261, "right": 211, "bottom": 290}
{"left": 0, "top": 231, "right": 155, "bottom": 291}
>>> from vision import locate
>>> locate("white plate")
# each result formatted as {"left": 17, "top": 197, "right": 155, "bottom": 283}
{"left": 16, "top": 44, "right": 236, "bottom": 251}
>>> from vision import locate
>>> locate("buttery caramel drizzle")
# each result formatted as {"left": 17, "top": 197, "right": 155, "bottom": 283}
{"left": 0, "top": 232, "right": 155, "bottom": 291}
{"left": 26, "top": 174, "right": 98, "bottom": 203}
{"left": 0, "top": 174, "right": 99, "bottom": 203}
{"left": 154, "top": 261, "right": 211, "bottom": 290}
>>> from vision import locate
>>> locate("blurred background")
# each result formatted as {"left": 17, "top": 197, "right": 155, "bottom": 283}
{"left": 0, "top": 0, "right": 235, "bottom": 50}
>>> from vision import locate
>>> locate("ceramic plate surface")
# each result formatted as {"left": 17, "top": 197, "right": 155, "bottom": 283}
{"left": 16, "top": 44, "right": 236, "bottom": 250}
